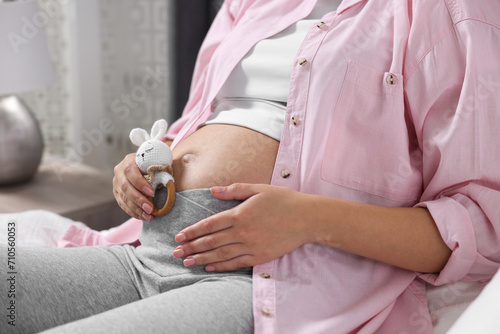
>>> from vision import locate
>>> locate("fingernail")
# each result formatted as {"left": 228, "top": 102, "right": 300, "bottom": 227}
{"left": 211, "top": 186, "right": 225, "bottom": 193}
{"left": 184, "top": 257, "right": 195, "bottom": 267}
{"left": 142, "top": 212, "right": 153, "bottom": 221}
{"left": 205, "top": 265, "right": 215, "bottom": 272}
{"left": 143, "top": 186, "right": 154, "bottom": 197}
{"left": 173, "top": 247, "right": 184, "bottom": 258}
{"left": 142, "top": 203, "right": 153, "bottom": 214}
{"left": 175, "top": 233, "right": 186, "bottom": 243}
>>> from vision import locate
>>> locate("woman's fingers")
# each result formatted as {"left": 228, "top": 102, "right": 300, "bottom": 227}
{"left": 113, "top": 153, "right": 155, "bottom": 221}
{"left": 175, "top": 211, "right": 234, "bottom": 243}
{"left": 113, "top": 186, "right": 140, "bottom": 219}
{"left": 175, "top": 230, "right": 254, "bottom": 271}
{"left": 114, "top": 181, "right": 153, "bottom": 221}
{"left": 173, "top": 227, "right": 241, "bottom": 259}
{"left": 187, "top": 254, "right": 254, "bottom": 273}
{"left": 178, "top": 243, "right": 247, "bottom": 267}
{"left": 210, "top": 183, "right": 263, "bottom": 201}
{"left": 118, "top": 153, "right": 154, "bottom": 197}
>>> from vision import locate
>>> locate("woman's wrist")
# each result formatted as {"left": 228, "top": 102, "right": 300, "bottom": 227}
{"left": 297, "top": 193, "right": 343, "bottom": 247}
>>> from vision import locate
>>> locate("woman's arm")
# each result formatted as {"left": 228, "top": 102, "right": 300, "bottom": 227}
{"left": 305, "top": 190, "right": 451, "bottom": 273}
{"left": 173, "top": 183, "right": 451, "bottom": 273}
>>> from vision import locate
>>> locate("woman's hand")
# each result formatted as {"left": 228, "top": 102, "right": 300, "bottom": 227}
{"left": 173, "top": 183, "right": 311, "bottom": 272}
{"left": 113, "top": 153, "right": 155, "bottom": 221}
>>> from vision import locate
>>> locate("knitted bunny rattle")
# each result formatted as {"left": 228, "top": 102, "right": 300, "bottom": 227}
{"left": 129, "top": 119, "right": 175, "bottom": 217}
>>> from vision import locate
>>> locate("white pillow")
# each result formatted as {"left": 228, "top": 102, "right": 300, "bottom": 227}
{"left": 427, "top": 280, "right": 488, "bottom": 333}
{"left": 446, "top": 269, "right": 500, "bottom": 334}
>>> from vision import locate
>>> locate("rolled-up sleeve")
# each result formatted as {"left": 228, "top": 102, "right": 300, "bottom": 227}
{"left": 405, "top": 19, "right": 500, "bottom": 285}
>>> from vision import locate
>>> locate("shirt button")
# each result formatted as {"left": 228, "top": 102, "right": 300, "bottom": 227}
{"left": 291, "top": 116, "right": 299, "bottom": 126}
{"left": 316, "top": 21, "right": 325, "bottom": 28}
{"left": 262, "top": 307, "right": 272, "bottom": 317}
{"left": 260, "top": 273, "right": 271, "bottom": 279}
{"left": 386, "top": 74, "right": 397, "bottom": 85}
{"left": 298, "top": 58, "right": 307, "bottom": 66}
{"left": 281, "top": 169, "right": 291, "bottom": 178}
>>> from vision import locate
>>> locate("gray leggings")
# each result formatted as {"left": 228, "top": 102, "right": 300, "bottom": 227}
{"left": 0, "top": 189, "right": 253, "bottom": 334}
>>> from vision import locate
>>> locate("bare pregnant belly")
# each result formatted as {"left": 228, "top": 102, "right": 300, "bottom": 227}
{"left": 171, "top": 124, "right": 280, "bottom": 191}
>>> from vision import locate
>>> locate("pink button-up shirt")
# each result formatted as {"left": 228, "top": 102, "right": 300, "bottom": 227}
{"left": 166, "top": 0, "right": 500, "bottom": 332}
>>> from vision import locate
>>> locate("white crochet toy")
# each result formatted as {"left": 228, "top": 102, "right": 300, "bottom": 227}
{"left": 130, "top": 119, "right": 175, "bottom": 216}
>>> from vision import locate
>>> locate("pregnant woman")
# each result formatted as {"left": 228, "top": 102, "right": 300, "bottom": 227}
{"left": 2, "top": 0, "right": 500, "bottom": 333}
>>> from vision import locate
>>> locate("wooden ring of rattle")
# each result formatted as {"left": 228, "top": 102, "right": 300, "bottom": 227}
{"left": 147, "top": 180, "right": 176, "bottom": 217}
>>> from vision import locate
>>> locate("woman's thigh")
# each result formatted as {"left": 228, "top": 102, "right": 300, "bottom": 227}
{"left": 41, "top": 275, "right": 254, "bottom": 334}
{"left": 0, "top": 245, "right": 141, "bottom": 333}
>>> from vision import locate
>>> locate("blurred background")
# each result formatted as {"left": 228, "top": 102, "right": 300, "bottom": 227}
{"left": 18, "top": 0, "right": 222, "bottom": 173}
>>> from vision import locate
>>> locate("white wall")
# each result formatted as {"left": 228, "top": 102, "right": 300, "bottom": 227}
{"left": 99, "top": 0, "right": 174, "bottom": 171}
{"left": 67, "top": 0, "right": 106, "bottom": 170}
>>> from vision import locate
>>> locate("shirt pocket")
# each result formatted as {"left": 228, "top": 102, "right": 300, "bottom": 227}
{"left": 321, "top": 60, "right": 422, "bottom": 202}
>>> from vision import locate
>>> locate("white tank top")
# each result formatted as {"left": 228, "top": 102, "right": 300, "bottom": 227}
{"left": 202, "top": 0, "right": 342, "bottom": 140}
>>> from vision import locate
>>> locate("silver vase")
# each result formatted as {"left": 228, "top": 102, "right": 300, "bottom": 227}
{"left": 0, "top": 96, "right": 44, "bottom": 185}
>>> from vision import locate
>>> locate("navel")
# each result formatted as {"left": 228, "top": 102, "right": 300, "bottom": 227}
{"left": 182, "top": 154, "right": 192, "bottom": 164}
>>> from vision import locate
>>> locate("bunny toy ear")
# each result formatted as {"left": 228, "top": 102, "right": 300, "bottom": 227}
{"left": 130, "top": 128, "right": 150, "bottom": 147}
{"left": 150, "top": 119, "right": 168, "bottom": 141}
